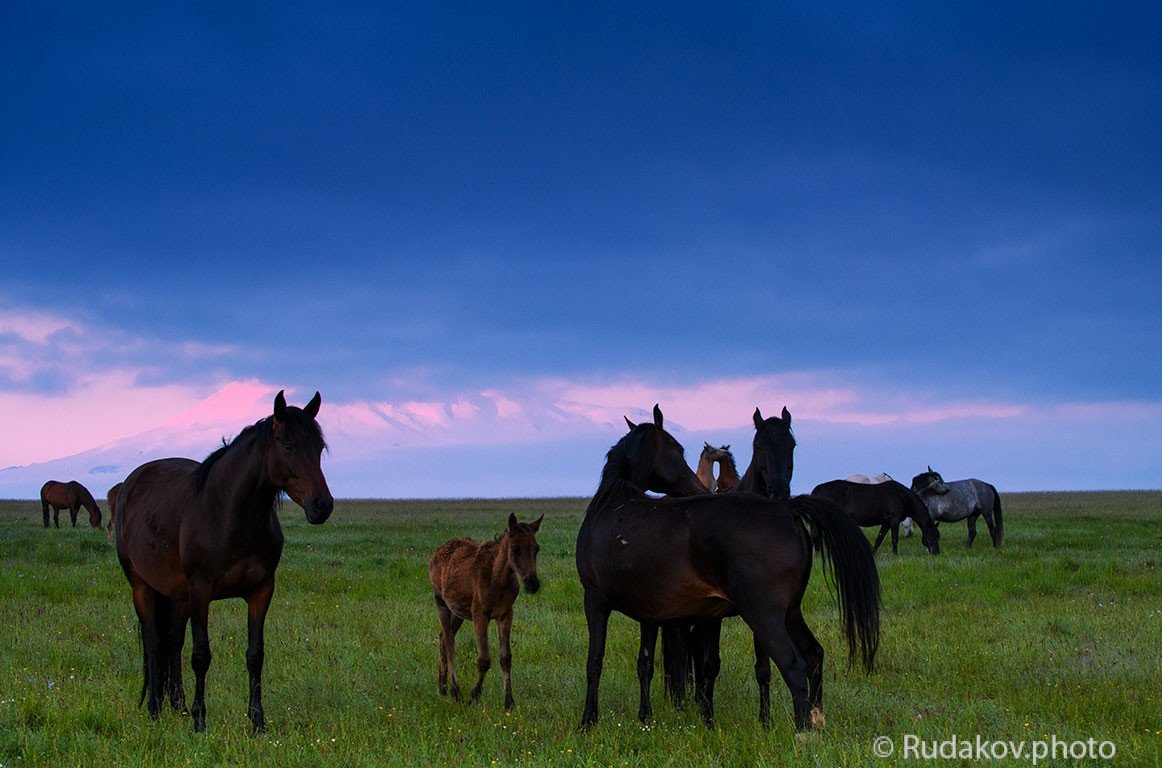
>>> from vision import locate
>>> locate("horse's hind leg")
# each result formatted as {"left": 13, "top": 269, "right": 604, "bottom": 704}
{"left": 245, "top": 578, "right": 275, "bottom": 733}
{"left": 786, "top": 608, "right": 825, "bottom": 730}
{"left": 468, "top": 612, "right": 492, "bottom": 702}
{"left": 41, "top": 500, "right": 50, "bottom": 528}
{"left": 872, "top": 524, "right": 890, "bottom": 552}
{"left": 129, "top": 580, "right": 164, "bottom": 719}
{"left": 167, "top": 598, "right": 190, "bottom": 713}
{"left": 741, "top": 607, "right": 810, "bottom": 732}
{"left": 497, "top": 610, "right": 515, "bottom": 710}
{"left": 434, "top": 597, "right": 462, "bottom": 700}
{"left": 980, "top": 503, "right": 1000, "bottom": 547}
{"left": 692, "top": 619, "right": 721, "bottom": 729}
{"left": 753, "top": 635, "right": 772, "bottom": 725}
{"left": 636, "top": 622, "right": 658, "bottom": 722}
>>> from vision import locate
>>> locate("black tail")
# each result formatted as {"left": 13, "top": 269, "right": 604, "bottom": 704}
{"left": 660, "top": 624, "right": 693, "bottom": 706}
{"left": 990, "top": 484, "right": 1004, "bottom": 547}
{"left": 790, "top": 495, "right": 881, "bottom": 672}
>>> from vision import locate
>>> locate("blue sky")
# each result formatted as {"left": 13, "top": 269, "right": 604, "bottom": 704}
{"left": 1, "top": 2, "right": 1160, "bottom": 494}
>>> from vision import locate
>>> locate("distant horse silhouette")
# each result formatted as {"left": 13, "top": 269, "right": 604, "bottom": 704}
{"left": 911, "top": 467, "right": 1005, "bottom": 548}
{"left": 576, "top": 405, "right": 879, "bottom": 732}
{"left": 40, "top": 480, "right": 101, "bottom": 528}
{"left": 429, "top": 513, "right": 543, "bottom": 710}
{"left": 846, "top": 472, "right": 912, "bottom": 536}
{"left": 114, "top": 390, "right": 333, "bottom": 732}
{"left": 106, "top": 482, "right": 123, "bottom": 542}
{"left": 812, "top": 479, "right": 940, "bottom": 555}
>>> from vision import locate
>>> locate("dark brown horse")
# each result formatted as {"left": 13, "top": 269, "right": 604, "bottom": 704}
{"left": 114, "top": 390, "right": 333, "bottom": 732}
{"left": 811, "top": 479, "right": 941, "bottom": 555}
{"left": 576, "top": 405, "right": 879, "bottom": 732}
{"left": 106, "top": 482, "right": 123, "bottom": 542}
{"left": 429, "top": 513, "right": 543, "bottom": 710}
{"left": 40, "top": 480, "right": 101, "bottom": 528}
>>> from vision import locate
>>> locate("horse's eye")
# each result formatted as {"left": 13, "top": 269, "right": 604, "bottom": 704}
{"left": 283, "top": 443, "right": 296, "bottom": 454}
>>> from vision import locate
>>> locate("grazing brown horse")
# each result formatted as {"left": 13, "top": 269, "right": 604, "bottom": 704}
{"left": 429, "top": 514, "right": 543, "bottom": 710}
{"left": 114, "top": 390, "right": 333, "bottom": 733}
{"left": 106, "top": 482, "right": 123, "bottom": 542}
{"left": 40, "top": 480, "right": 101, "bottom": 528}
{"left": 811, "top": 479, "right": 940, "bottom": 555}
{"left": 577, "top": 405, "right": 879, "bottom": 732}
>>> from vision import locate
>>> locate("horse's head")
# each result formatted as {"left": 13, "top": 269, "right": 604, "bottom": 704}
{"left": 750, "top": 406, "right": 796, "bottom": 500}
{"left": 911, "top": 466, "right": 949, "bottom": 497}
{"left": 505, "top": 513, "right": 543, "bottom": 593}
{"left": 269, "top": 390, "right": 334, "bottom": 524}
{"left": 617, "top": 405, "right": 708, "bottom": 496}
{"left": 87, "top": 503, "right": 102, "bottom": 529}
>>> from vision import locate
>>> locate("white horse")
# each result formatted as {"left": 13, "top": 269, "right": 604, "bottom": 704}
{"left": 844, "top": 472, "right": 913, "bottom": 536}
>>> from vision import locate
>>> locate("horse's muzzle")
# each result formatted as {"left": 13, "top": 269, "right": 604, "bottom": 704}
{"left": 304, "top": 494, "right": 334, "bottom": 525}
{"left": 522, "top": 574, "right": 541, "bottom": 594}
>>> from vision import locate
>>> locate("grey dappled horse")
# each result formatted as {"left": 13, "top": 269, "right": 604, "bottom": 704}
{"left": 910, "top": 467, "right": 1005, "bottom": 548}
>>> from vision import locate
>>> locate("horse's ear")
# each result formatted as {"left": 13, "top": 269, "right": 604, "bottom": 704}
{"left": 624, "top": 415, "right": 636, "bottom": 430}
{"left": 531, "top": 514, "right": 543, "bottom": 532}
{"left": 753, "top": 407, "right": 764, "bottom": 429}
{"left": 723, "top": 444, "right": 730, "bottom": 451}
{"left": 508, "top": 512, "right": 518, "bottom": 531}
{"left": 653, "top": 404, "right": 663, "bottom": 429}
{"left": 781, "top": 406, "right": 791, "bottom": 424}
{"left": 704, "top": 442, "right": 712, "bottom": 450}
{"left": 928, "top": 465, "right": 933, "bottom": 473}
{"left": 304, "top": 391, "right": 322, "bottom": 419}
{"left": 274, "top": 390, "right": 287, "bottom": 423}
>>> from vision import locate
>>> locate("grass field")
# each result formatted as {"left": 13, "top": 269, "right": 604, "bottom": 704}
{"left": 1, "top": 492, "right": 1159, "bottom": 767}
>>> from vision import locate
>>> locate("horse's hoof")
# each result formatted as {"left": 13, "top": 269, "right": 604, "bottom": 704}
{"left": 810, "top": 707, "right": 826, "bottom": 731}
{"left": 795, "top": 730, "right": 819, "bottom": 744}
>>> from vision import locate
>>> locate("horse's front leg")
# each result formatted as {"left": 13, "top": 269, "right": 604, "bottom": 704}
{"left": 497, "top": 610, "right": 515, "bottom": 710}
{"left": 246, "top": 578, "right": 275, "bottom": 733}
{"left": 468, "top": 611, "right": 492, "bottom": 702}
{"left": 580, "top": 589, "right": 610, "bottom": 729}
{"left": 890, "top": 524, "right": 900, "bottom": 554}
{"left": 69, "top": 504, "right": 79, "bottom": 527}
{"left": 636, "top": 622, "right": 658, "bottom": 722}
{"left": 188, "top": 579, "right": 213, "bottom": 732}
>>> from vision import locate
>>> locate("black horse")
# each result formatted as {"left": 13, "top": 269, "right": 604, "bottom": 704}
{"left": 114, "top": 390, "right": 333, "bottom": 732}
{"left": 576, "top": 405, "right": 879, "bottom": 732}
{"left": 656, "top": 406, "right": 798, "bottom": 723}
{"left": 811, "top": 479, "right": 941, "bottom": 555}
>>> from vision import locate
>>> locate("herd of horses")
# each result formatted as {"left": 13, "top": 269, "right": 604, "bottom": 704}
{"left": 40, "top": 392, "right": 1005, "bottom": 736}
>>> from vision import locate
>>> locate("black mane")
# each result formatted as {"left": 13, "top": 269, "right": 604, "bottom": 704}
{"left": 192, "top": 412, "right": 326, "bottom": 493}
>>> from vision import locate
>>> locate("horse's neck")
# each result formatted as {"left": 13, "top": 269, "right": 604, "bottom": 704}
{"left": 696, "top": 455, "right": 716, "bottom": 493}
{"left": 734, "top": 462, "right": 761, "bottom": 494}
{"left": 202, "top": 438, "right": 279, "bottom": 526}
{"left": 716, "top": 457, "right": 739, "bottom": 490}
{"left": 485, "top": 537, "right": 514, "bottom": 587}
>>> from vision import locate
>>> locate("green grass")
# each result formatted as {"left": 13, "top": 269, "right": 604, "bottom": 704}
{"left": 1, "top": 493, "right": 1159, "bottom": 767}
